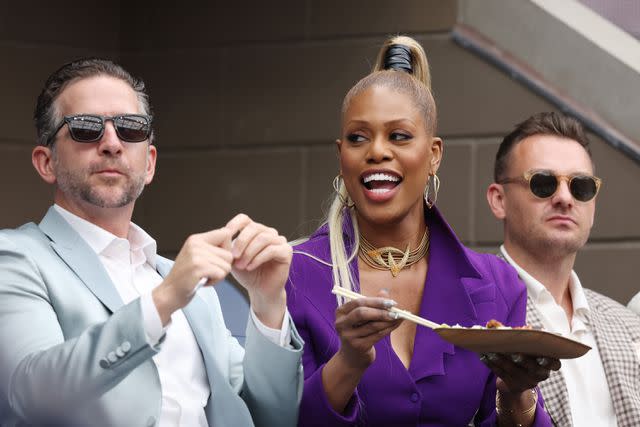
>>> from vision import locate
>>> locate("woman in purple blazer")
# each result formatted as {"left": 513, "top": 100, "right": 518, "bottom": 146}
{"left": 286, "top": 36, "right": 558, "bottom": 427}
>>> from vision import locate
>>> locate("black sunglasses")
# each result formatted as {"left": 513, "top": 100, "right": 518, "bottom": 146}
{"left": 498, "top": 170, "right": 602, "bottom": 202}
{"left": 46, "top": 114, "right": 152, "bottom": 145}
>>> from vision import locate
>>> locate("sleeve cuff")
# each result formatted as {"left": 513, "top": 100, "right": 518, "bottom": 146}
{"left": 299, "top": 363, "right": 359, "bottom": 426}
{"left": 140, "top": 293, "right": 169, "bottom": 345}
{"left": 250, "top": 308, "right": 292, "bottom": 348}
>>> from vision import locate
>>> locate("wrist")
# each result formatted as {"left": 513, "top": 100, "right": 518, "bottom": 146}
{"left": 336, "top": 347, "right": 373, "bottom": 373}
{"left": 152, "top": 284, "right": 181, "bottom": 326}
{"left": 496, "top": 388, "right": 538, "bottom": 426}
{"left": 250, "top": 288, "right": 287, "bottom": 329}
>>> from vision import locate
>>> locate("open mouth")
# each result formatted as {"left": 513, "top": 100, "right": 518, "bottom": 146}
{"left": 361, "top": 172, "right": 402, "bottom": 194}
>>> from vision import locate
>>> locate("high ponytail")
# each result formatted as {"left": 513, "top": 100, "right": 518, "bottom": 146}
{"left": 373, "top": 35, "right": 431, "bottom": 89}
{"left": 342, "top": 36, "right": 436, "bottom": 134}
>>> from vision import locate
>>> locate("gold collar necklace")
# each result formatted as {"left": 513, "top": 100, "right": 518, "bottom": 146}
{"left": 358, "top": 227, "right": 430, "bottom": 277}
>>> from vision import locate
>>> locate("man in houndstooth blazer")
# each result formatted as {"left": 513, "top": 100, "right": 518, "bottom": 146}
{"left": 486, "top": 112, "right": 640, "bottom": 427}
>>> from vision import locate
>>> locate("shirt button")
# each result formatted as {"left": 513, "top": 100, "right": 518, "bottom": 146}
{"left": 410, "top": 392, "right": 419, "bottom": 403}
{"left": 107, "top": 352, "right": 118, "bottom": 363}
{"left": 115, "top": 347, "right": 125, "bottom": 358}
{"left": 99, "top": 358, "right": 110, "bottom": 369}
{"left": 121, "top": 341, "right": 132, "bottom": 353}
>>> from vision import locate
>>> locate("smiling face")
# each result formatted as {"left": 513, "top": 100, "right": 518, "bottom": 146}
{"left": 497, "top": 134, "right": 596, "bottom": 258}
{"left": 337, "top": 84, "right": 442, "bottom": 229}
{"left": 35, "top": 75, "right": 156, "bottom": 216}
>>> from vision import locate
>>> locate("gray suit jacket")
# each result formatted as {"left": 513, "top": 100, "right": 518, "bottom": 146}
{"left": 527, "top": 290, "right": 640, "bottom": 427}
{"left": 0, "top": 207, "right": 303, "bottom": 427}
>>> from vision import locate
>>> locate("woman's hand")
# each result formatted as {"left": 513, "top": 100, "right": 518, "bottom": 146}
{"left": 481, "top": 352, "right": 560, "bottom": 393}
{"left": 334, "top": 291, "right": 403, "bottom": 369}
{"left": 322, "top": 290, "right": 402, "bottom": 413}
{"left": 480, "top": 353, "right": 561, "bottom": 426}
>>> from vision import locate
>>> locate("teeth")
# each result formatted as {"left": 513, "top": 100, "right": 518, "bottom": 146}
{"left": 363, "top": 173, "right": 400, "bottom": 183}
{"left": 371, "top": 188, "right": 391, "bottom": 194}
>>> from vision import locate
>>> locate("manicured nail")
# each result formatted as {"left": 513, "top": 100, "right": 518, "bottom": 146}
{"left": 388, "top": 311, "right": 400, "bottom": 320}
{"left": 536, "top": 357, "right": 549, "bottom": 367}
{"left": 511, "top": 354, "right": 523, "bottom": 364}
{"left": 383, "top": 299, "right": 397, "bottom": 308}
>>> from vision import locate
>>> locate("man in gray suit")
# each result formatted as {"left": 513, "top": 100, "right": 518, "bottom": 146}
{"left": 486, "top": 112, "right": 640, "bottom": 427}
{"left": 0, "top": 58, "right": 303, "bottom": 427}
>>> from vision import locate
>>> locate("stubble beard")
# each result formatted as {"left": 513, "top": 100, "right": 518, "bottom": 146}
{"left": 53, "top": 156, "right": 146, "bottom": 209}
{"left": 511, "top": 221, "right": 588, "bottom": 261}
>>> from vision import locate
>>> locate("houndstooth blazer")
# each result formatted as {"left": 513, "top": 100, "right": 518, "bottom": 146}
{"left": 527, "top": 290, "right": 640, "bottom": 427}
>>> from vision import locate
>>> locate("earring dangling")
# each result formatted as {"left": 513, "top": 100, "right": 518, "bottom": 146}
{"left": 333, "top": 175, "right": 355, "bottom": 208}
{"left": 424, "top": 174, "right": 440, "bottom": 209}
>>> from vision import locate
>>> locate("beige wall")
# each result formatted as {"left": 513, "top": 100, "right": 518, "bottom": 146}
{"left": 1, "top": 1, "right": 638, "bottom": 304}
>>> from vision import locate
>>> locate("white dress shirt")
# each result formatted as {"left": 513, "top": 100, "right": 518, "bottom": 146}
{"left": 500, "top": 246, "right": 617, "bottom": 427}
{"left": 54, "top": 205, "right": 291, "bottom": 426}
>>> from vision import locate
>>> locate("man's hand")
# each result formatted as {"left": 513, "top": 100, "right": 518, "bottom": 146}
{"left": 153, "top": 228, "right": 234, "bottom": 325}
{"left": 226, "top": 214, "right": 292, "bottom": 329}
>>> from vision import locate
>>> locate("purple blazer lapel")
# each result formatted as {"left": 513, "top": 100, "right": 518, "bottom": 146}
{"left": 409, "top": 208, "right": 487, "bottom": 381}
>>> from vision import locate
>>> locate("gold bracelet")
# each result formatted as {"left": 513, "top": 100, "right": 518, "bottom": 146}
{"left": 495, "top": 388, "right": 538, "bottom": 417}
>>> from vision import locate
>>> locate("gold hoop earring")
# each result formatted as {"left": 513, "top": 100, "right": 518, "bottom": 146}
{"left": 333, "top": 175, "right": 355, "bottom": 208}
{"left": 424, "top": 174, "right": 440, "bottom": 209}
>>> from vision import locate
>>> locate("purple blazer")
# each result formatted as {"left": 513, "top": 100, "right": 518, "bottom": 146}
{"left": 286, "top": 208, "right": 552, "bottom": 426}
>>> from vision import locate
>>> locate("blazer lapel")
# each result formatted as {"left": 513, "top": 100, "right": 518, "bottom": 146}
{"left": 39, "top": 207, "right": 123, "bottom": 313}
{"left": 155, "top": 258, "right": 228, "bottom": 378}
{"left": 409, "top": 209, "right": 481, "bottom": 381}
{"left": 587, "top": 291, "right": 640, "bottom": 427}
{"left": 155, "top": 258, "right": 253, "bottom": 427}
{"left": 526, "top": 299, "right": 572, "bottom": 427}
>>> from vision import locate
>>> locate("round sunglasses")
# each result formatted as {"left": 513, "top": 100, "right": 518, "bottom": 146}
{"left": 46, "top": 114, "right": 152, "bottom": 146}
{"left": 498, "top": 170, "right": 602, "bottom": 202}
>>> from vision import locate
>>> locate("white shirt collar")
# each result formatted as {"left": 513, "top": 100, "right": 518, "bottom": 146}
{"left": 53, "top": 204, "right": 158, "bottom": 268}
{"left": 499, "top": 245, "right": 590, "bottom": 320}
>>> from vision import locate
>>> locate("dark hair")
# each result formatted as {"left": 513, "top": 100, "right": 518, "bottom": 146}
{"left": 494, "top": 112, "right": 592, "bottom": 182}
{"left": 342, "top": 36, "right": 436, "bottom": 134}
{"left": 34, "top": 57, "right": 153, "bottom": 146}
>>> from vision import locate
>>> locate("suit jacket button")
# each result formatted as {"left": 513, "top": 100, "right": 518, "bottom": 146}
{"left": 121, "top": 341, "right": 132, "bottom": 353}
{"left": 146, "top": 416, "right": 156, "bottom": 426}
{"left": 107, "top": 352, "right": 118, "bottom": 363}
{"left": 115, "top": 347, "right": 125, "bottom": 358}
{"left": 99, "top": 358, "right": 110, "bottom": 369}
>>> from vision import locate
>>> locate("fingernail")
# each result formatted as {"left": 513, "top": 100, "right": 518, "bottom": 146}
{"left": 388, "top": 311, "right": 400, "bottom": 320}
{"left": 487, "top": 353, "right": 498, "bottom": 362}
{"left": 383, "top": 299, "right": 397, "bottom": 308}
{"left": 536, "top": 357, "right": 549, "bottom": 367}
{"left": 511, "top": 354, "right": 523, "bottom": 364}
{"left": 381, "top": 287, "right": 389, "bottom": 293}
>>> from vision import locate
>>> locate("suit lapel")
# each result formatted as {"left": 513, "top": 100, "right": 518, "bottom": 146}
{"left": 587, "top": 291, "right": 640, "bottom": 427}
{"left": 39, "top": 207, "right": 123, "bottom": 313}
{"left": 155, "top": 258, "right": 253, "bottom": 427}
{"left": 409, "top": 209, "right": 481, "bottom": 381}
{"left": 526, "top": 299, "right": 572, "bottom": 427}
{"left": 155, "top": 258, "right": 228, "bottom": 379}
